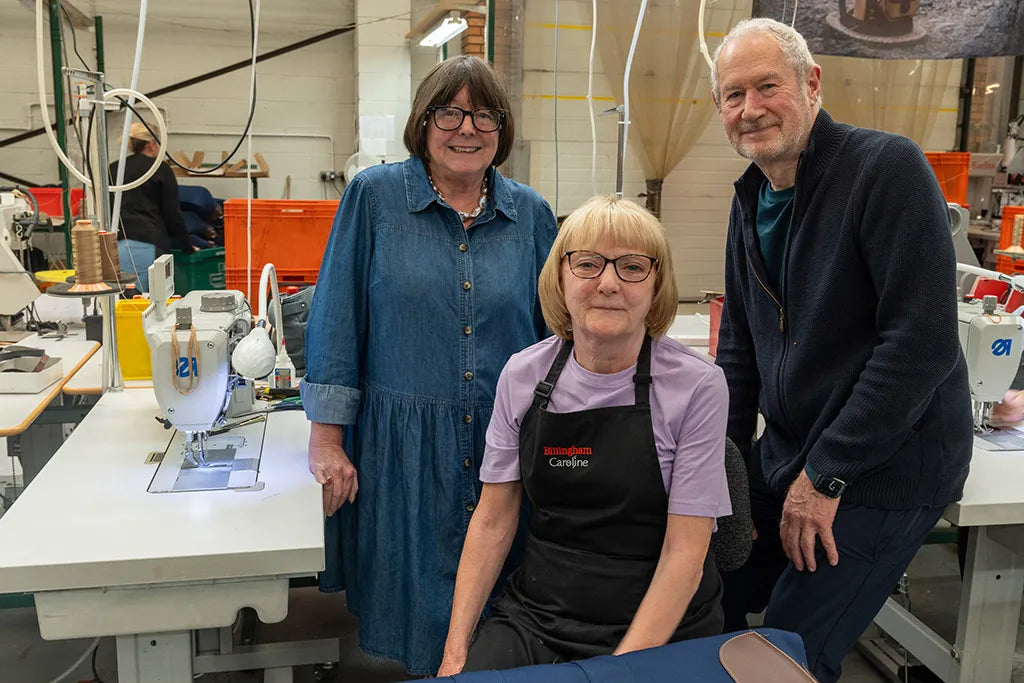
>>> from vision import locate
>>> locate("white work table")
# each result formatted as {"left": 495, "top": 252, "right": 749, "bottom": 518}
{"left": 0, "top": 332, "right": 99, "bottom": 436}
{"left": 873, "top": 444, "right": 1024, "bottom": 683}
{"left": 668, "top": 312, "right": 711, "bottom": 348}
{"left": 0, "top": 389, "right": 328, "bottom": 682}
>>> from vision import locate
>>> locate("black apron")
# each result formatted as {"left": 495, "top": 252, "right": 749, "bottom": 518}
{"left": 492, "top": 336, "right": 724, "bottom": 659}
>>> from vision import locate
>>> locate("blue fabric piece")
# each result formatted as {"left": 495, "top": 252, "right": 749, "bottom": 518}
{"left": 301, "top": 156, "right": 557, "bottom": 675}
{"left": 755, "top": 178, "right": 793, "bottom": 292}
{"left": 177, "top": 184, "right": 218, "bottom": 219}
{"left": 415, "top": 628, "right": 807, "bottom": 683}
{"left": 181, "top": 210, "right": 209, "bottom": 237}
{"left": 117, "top": 238, "right": 155, "bottom": 292}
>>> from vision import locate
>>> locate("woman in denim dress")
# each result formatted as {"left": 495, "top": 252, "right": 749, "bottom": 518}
{"left": 300, "top": 56, "right": 557, "bottom": 675}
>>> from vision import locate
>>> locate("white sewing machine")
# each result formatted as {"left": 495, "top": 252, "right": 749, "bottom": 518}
{"left": 956, "top": 264, "right": 1024, "bottom": 431}
{"left": 142, "top": 256, "right": 291, "bottom": 493}
{"left": 0, "top": 190, "right": 42, "bottom": 318}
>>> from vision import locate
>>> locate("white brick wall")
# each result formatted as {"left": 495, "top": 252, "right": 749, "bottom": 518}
{"left": 0, "top": 2, "right": 357, "bottom": 201}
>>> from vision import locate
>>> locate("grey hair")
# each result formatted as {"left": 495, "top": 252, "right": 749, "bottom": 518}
{"left": 711, "top": 18, "right": 821, "bottom": 104}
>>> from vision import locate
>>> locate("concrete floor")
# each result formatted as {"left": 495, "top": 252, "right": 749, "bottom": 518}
{"left": 1, "top": 543, "right": 1022, "bottom": 682}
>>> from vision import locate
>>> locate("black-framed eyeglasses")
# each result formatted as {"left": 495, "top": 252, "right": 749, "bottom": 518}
{"left": 563, "top": 250, "right": 658, "bottom": 283}
{"left": 427, "top": 106, "right": 505, "bottom": 132}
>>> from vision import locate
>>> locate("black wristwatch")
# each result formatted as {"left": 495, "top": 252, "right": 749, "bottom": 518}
{"left": 805, "top": 463, "right": 846, "bottom": 499}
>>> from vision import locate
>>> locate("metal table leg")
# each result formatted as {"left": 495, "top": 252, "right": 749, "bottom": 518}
{"left": 116, "top": 631, "right": 193, "bottom": 683}
{"left": 954, "top": 524, "right": 1024, "bottom": 682}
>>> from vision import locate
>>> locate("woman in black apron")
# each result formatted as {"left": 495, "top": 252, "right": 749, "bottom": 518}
{"left": 437, "top": 196, "right": 731, "bottom": 675}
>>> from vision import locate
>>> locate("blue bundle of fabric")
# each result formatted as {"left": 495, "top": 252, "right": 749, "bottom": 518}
{"left": 178, "top": 185, "right": 223, "bottom": 249}
{"left": 419, "top": 629, "right": 808, "bottom": 682}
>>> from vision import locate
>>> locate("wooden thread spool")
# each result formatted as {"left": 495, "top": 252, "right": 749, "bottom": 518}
{"left": 98, "top": 231, "right": 121, "bottom": 281}
{"left": 69, "top": 220, "right": 113, "bottom": 293}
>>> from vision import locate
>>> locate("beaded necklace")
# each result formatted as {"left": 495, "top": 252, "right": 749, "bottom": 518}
{"left": 429, "top": 175, "right": 488, "bottom": 220}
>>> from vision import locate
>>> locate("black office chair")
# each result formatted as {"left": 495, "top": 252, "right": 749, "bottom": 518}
{"left": 710, "top": 438, "right": 753, "bottom": 573}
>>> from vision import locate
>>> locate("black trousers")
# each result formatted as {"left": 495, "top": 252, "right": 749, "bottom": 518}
{"left": 721, "top": 472, "right": 944, "bottom": 683}
{"left": 463, "top": 612, "right": 567, "bottom": 672}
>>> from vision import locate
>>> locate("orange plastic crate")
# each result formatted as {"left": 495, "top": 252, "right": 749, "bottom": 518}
{"left": 224, "top": 267, "right": 318, "bottom": 296}
{"left": 223, "top": 199, "right": 339, "bottom": 274}
{"left": 995, "top": 206, "right": 1024, "bottom": 275}
{"left": 924, "top": 152, "right": 970, "bottom": 207}
{"left": 25, "top": 187, "right": 84, "bottom": 221}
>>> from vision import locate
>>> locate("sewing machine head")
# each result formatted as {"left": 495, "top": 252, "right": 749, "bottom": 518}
{"left": 1, "top": 191, "right": 43, "bottom": 318}
{"left": 957, "top": 290, "right": 1024, "bottom": 431}
{"left": 143, "top": 256, "right": 255, "bottom": 465}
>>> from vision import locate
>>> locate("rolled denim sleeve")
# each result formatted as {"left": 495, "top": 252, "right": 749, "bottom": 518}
{"left": 299, "top": 380, "right": 362, "bottom": 424}
{"left": 301, "top": 175, "right": 375, "bottom": 426}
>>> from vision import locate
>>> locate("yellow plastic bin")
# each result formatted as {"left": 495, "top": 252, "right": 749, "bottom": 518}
{"left": 115, "top": 299, "right": 153, "bottom": 380}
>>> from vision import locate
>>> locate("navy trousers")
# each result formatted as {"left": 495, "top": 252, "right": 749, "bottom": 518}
{"left": 721, "top": 470, "right": 944, "bottom": 683}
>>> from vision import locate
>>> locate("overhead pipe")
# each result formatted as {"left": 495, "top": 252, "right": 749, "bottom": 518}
{"left": 0, "top": 25, "right": 354, "bottom": 152}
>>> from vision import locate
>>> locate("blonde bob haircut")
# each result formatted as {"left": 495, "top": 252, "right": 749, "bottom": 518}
{"left": 539, "top": 195, "right": 678, "bottom": 340}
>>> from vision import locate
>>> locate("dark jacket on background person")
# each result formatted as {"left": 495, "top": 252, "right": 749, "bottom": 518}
{"left": 108, "top": 154, "right": 191, "bottom": 254}
{"left": 715, "top": 110, "right": 973, "bottom": 510}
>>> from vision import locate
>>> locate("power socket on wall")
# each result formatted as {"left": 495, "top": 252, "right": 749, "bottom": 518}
{"left": 319, "top": 170, "right": 339, "bottom": 181}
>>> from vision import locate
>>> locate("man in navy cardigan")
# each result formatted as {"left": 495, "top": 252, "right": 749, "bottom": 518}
{"left": 711, "top": 18, "right": 973, "bottom": 683}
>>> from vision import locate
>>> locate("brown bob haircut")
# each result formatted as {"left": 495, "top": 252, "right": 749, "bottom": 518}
{"left": 539, "top": 195, "right": 678, "bottom": 340}
{"left": 403, "top": 55, "right": 515, "bottom": 168}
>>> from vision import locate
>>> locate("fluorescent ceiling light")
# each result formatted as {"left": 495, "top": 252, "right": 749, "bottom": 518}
{"left": 419, "top": 15, "right": 468, "bottom": 47}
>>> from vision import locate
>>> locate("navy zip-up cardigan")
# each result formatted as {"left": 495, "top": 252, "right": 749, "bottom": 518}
{"left": 716, "top": 110, "right": 974, "bottom": 509}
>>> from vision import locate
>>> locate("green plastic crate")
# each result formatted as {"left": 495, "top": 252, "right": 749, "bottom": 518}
{"left": 171, "top": 247, "right": 226, "bottom": 294}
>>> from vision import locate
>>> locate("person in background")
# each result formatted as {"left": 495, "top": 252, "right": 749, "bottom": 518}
{"left": 300, "top": 55, "right": 557, "bottom": 676}
{"left": 711, "top": 18, "right": 973, "bottom": 682}
{"left": 438, "top": 196, "right": 730, "bottom": 675}
{"left": 108, "top": 121, "right": 194, "bottom": 291}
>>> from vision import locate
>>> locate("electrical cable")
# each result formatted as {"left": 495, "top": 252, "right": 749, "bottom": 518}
{"left": 331, "top": 177, "right": 345, "bottom": 197}
{"left": 60, "top": 4, "right": 92, "bottom": 70}
{"left": 111, "top": 89, "right": 256, "bottom": 177}
{"left": 620, "top": 0, "right": 649, "bottom": 195}
{"left": 246, "top": 0, "right": 262, "bottom": 304}
{"left": 35, "top": 0, "right": 167, "bottom": 191}
{"left": 58, "top": 7, "right": 90, "bottom": 180}
{"left": 44, "top": 637, "right": 100, "bottom": 683}
{"left": 587, "top": 0, "right": 598, "bottom": 196}
{"left": 52, "top": 2, "right": 259, "bottom": 179}
{"left": 90, "top": 638, "right": 105, "bottom": 683}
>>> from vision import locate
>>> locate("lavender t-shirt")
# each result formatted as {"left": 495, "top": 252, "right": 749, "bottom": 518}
{"left": 481, "top": 335, "right": 732, "bottom": 519}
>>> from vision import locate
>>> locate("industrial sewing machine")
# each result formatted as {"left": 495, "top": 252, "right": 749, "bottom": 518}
{"left": 142, "top": 255, "right": 284, "bottom": 491}
{"left": 0, "top": 190, "right": 43, "bottom": 324}
{"left": 957, "top": 265, "right": 1024, "bottom": 431}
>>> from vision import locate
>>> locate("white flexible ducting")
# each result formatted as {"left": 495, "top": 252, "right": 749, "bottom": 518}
{"left": 110, "top": 0, "right": 150, "bottom": 235}
{"left": 698, "top": 0, "right": 712, "bottom": 69}
{"left": 35, "top": 0, "right": 166, "bottom": 192}
{"left": 553, "top": 0, "right": 560, "bottom": 216}
{"left": 258, "top": 262, "right": 285, "bottom": 357}
{"left": 620, "top": 0, "right": 649, "bottom": 195}
{"left": 246, "top": 0, "right": 262, "bottom": 303}
{"left": 587, "top": 0, "right": 598, "bottom": 196}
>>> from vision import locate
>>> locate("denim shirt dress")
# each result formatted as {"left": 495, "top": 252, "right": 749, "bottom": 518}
{"left": 300, "top": 156, "right": 556, "bottom": 674}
